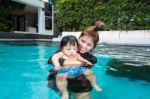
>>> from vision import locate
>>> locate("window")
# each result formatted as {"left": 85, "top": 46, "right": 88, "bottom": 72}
{"left": 45, "top": 3, "right": 52, "bottom": 30}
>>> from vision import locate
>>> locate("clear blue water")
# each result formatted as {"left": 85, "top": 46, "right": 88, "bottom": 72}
{"left": 0, "top": 42, "right": 150, "bottom": 99}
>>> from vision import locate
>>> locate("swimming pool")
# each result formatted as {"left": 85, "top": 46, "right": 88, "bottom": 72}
{"left": 0, "top": 42, "right": 149, "bottom": 99}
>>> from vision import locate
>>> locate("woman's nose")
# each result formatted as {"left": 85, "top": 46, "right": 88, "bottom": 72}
{"left": 82, "top": 43, "right": 86, "bottom": 48}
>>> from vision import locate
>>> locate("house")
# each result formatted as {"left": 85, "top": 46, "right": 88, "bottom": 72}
{"left": 12, "top": 0, "right": 54, "bottom": 35}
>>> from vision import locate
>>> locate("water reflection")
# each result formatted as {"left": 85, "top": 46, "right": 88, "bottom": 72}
{"left": 94, "top": 44, "right": 150, "bottom": 83}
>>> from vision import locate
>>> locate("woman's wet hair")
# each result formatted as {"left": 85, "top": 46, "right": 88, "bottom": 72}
{"left": 60, "top": 35, "right": 79, "bottom": 50}
{"left": 79, "top": 20, "right": 105, "bottom": 48}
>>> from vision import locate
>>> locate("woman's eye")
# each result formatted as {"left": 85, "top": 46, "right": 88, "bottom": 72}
{"left": 87, "top": 44, "right": 91, "bottom": 47}
{"left": 81, "top": 39, "right": 85, "bottom": 43}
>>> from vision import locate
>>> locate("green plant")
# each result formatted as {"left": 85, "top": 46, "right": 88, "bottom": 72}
{"left": 55, "top": 0, "right": 150, "bottom": 31}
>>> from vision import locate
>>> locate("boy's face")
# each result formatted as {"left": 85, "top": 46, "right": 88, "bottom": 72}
{"left": 62, "top": 43, "right": 78, "bottom": 57}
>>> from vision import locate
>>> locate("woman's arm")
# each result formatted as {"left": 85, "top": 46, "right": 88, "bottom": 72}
{"left": 63, "top": 53, "right": 95, "bottom": 67}
{"left": 63, "top": 60, "right": 83, "bottom": 67}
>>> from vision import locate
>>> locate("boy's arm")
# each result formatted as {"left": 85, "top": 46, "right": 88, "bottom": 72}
{"left": 51, "top": 52, "right": 62, "bottom": 70}
{"left": 77, "top": 54, "right": 93, "bottom": 66}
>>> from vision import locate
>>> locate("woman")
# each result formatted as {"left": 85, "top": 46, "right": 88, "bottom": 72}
{"left": 48, "top": 20, "right": 105, "bottom": 99}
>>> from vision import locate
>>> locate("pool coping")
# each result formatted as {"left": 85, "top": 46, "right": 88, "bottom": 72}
{"left": 0, "top": 32, "right": 55, "bottom": 42}
{"left": 0, "top": 39, "right": 52, "bottom": 42}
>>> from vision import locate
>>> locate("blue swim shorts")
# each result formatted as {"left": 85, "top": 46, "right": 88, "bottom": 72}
{"left": 57, "top": 66, "right": 86, "bottom": 77}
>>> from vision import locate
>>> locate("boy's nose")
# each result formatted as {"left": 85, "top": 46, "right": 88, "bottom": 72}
{"left": 70, "top": 49, "right": 74, "bottom": 52}
{"left": 70, "top": 50, "right": 76, "bottom": 54}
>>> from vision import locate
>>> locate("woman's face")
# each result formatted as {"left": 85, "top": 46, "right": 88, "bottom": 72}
{"left": 78, "top": 35, "right": 94, "bottom": 53}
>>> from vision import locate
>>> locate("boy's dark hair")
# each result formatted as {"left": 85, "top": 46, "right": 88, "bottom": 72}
{"left": 60, "top": 35, "right": 79, "bottom": 51}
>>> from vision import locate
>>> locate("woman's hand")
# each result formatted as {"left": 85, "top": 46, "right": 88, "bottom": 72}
{"left": 63, "top": 60, "right": 83, "bottom": 67}
{"left": 81, "top": 61, "right": 93, "bottom": 66}
{"left": 85, "top": 61, "right": 93, "bottom": 66}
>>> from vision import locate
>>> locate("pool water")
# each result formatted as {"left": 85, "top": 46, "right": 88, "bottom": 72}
{"left": 0, "top": 42, "right": 150, "bottom": 99}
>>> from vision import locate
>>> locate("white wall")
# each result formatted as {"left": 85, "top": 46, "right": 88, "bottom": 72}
{"left": 54, "top": 30, "right": 150, "bottom": 46}
{"left": 13, "top": 0, "right": 44, "bottom": 8}
{"left": 99, "top": 30, "right": 150, "bottom": 40}
{"left": 62, "top": 30, "right": 150, "bottom": 39}
{"left": 41, "top": 0, "right": 49, "bottom": 3}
